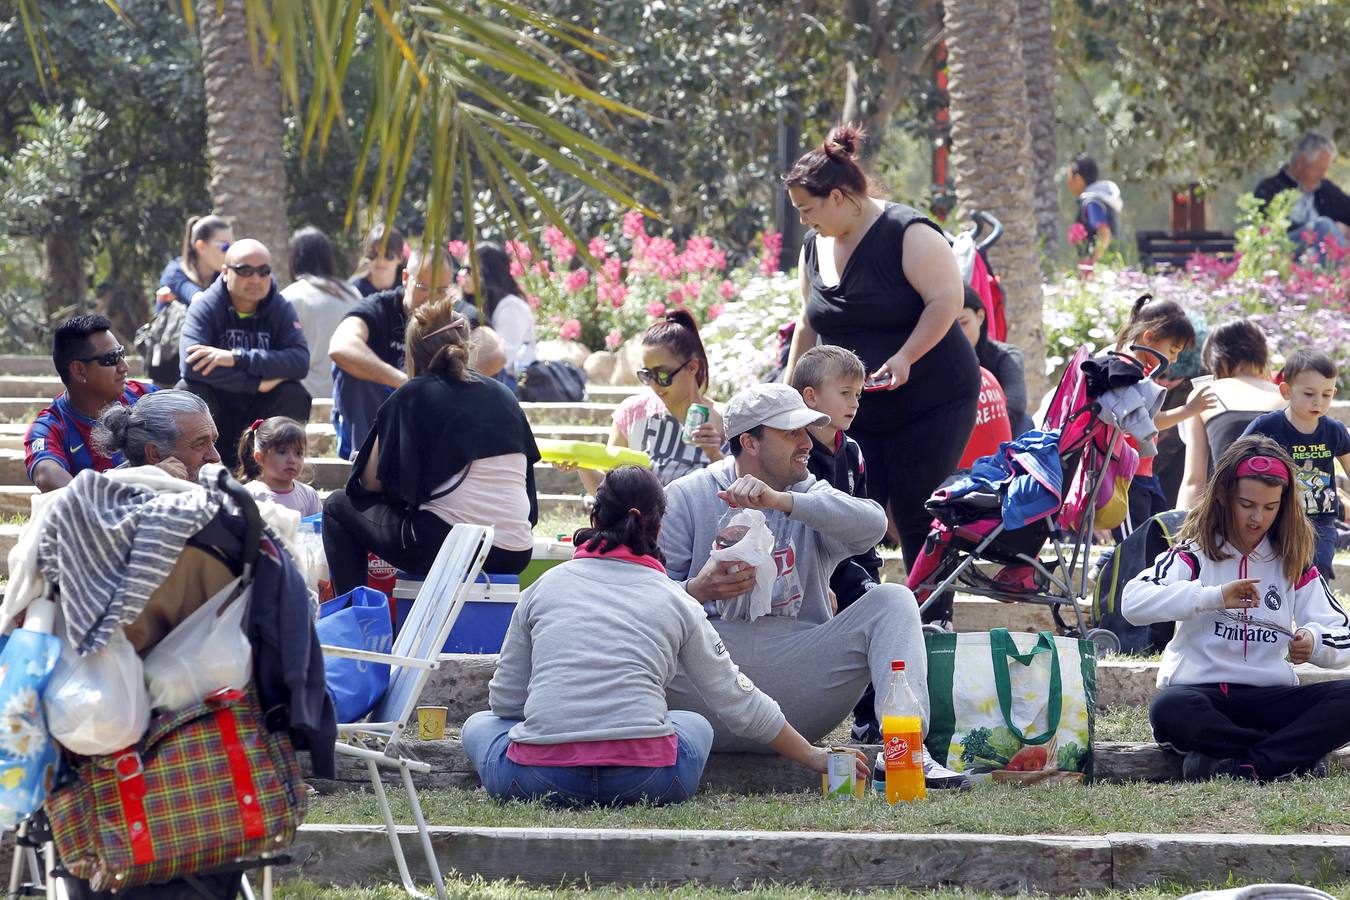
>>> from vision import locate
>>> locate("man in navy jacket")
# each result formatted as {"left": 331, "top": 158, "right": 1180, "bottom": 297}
{"left": 178, "top": 238, "right": 310, "bottom": 469}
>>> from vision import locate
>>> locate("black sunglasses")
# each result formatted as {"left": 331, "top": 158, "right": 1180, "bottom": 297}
{"left": 226, "top": 263, "right": 272, "bottom": 278}
{"left": 77, "top": 345, "right": 126, "bottom": 368}
{"left": 636, "top": 357, "right": 692, "bottom": 387}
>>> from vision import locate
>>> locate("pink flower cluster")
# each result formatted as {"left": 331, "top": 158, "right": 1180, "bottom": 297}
{"left": 759, "top": 230, "right": 783, "bottom": 276}
{"left": 544, "top": 226, "right": 576, "bottom": 265}
{"left": 1067, "top": 222, "right": 1089, "bottom": 245}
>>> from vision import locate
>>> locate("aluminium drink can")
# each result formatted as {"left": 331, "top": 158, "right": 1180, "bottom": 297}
{"left": 821, "top": 748, "right": 862, "bottom": 799}
{"left": 682, "top": 403, "right": 711, "bottom": 444}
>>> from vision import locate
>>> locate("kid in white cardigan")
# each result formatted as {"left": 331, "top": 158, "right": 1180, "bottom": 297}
{"left": 1123, "top": 434, "right": 1350, "bottom": 781}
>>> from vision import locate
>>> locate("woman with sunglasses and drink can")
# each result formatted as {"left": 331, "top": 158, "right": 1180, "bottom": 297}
{"left": 578, "top": 311, "right": 725, "bottom": 496}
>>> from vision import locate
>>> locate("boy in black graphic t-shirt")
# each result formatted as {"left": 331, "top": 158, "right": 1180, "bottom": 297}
{"left": 1242, "top": 350, "right": 1350, "bottom": 577}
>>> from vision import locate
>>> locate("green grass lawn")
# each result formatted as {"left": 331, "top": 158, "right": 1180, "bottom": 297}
{"left": 532, "top": 507, "right": 587, "bottom": 541}
{"left": 274, "top": 877, "right": 1350, "bottom": 900}
{"left": 1095, "top": 704, "right": 1153, "bottom": 742}
{"left": 305, "top": 773, "right": 1350, "bottom": 837}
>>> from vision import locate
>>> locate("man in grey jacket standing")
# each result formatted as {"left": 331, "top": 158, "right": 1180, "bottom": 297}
{"left": 659, "top": 383, "right": 968, "bottom": 789}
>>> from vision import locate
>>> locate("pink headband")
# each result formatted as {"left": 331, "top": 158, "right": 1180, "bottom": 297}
{"left": 1236, "top": 455, "right": 1291, "bottom": 483}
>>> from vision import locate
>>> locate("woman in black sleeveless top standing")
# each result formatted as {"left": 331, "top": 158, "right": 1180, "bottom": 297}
{"left": 783, "top": 125, "right": 980, "bottom": 569}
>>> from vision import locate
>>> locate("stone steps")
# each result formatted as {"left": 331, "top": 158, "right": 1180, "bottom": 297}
{"left": 0, "top": 359, "right": 643, "bottom": 394}
{"left": 128, "top": 457, "right": 571, "bottom": 493}
{"left": 289, "top": 825, "right": 1350, "bottom": 896}
{"left": 0, "top": 484, "right": 587, "bottom": 523}
{"left": 0, "top": 395, "right": 623, "bottom": 430}
{"left": 411, "top": 654, "right": 1350, "bottom": 728}
{"left": 310, "top": 733, "right": 1350, "bottom": 796}
{"left": 0, "top": 421, "right": 613, "bottom": 458}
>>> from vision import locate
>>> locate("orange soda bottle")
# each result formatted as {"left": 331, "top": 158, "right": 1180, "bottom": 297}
{"left": 881, "top": 659, "right": 926, "bottom": 804}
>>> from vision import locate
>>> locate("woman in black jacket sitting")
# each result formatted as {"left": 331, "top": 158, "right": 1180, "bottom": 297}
{"left": 957, "top": 286, "right": 1031, "bottom": 435}
{"left": 322, "top": 300, "right": 539, "bottom": 594}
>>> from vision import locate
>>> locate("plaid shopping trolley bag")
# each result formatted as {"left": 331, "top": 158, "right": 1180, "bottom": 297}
{"left": 44, "top": 686, "right": 307, "bottom": 892}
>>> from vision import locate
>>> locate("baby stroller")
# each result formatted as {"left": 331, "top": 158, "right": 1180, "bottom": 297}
{"left": 5, "top": 466, "right": 329, "bottom": 899}
{"left": 951, "top": 210, "right": 1007, "bottom": 342}
{"left": 906, "top": 347, "right": 1133, "bottom": 653}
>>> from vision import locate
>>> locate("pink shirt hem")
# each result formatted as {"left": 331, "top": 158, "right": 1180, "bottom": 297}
{"left": 507, "top": 734, "right": 678, "bottom": 767}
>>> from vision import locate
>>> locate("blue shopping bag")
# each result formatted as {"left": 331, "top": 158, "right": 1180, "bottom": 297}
{"left": 317, "top": 587, "right": 394, "bottom": 724}
{"left": 0, "top": 627, "right": 63, "bottom": 828}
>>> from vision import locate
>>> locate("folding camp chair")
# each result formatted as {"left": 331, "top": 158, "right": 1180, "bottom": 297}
{"left": 320, "top": 524, "right": 492, "bottom": 900}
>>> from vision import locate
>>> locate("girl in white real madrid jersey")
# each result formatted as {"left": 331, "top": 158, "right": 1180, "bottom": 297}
{"left": 1124, "top": 434, "right": 1350, "bottom": 781}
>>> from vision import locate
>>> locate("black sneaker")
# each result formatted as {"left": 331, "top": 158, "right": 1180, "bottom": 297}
{"left": 850, "top": 721, "right": 881, "bottom": 745}
{"left": 922, "top": 748, "right": 972, "bottom": 790}
{"left": 1181, "top": 751, "right": 1257, "bottom": 782}
{"left": 1276, "top": 755, "right": 1332, "bottom": 781}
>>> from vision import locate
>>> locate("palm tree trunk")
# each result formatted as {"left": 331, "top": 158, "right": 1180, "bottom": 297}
{"left": 195, "top": 0, "right": 291, "bottom": 282}
{"left": 1019, "top": 0, "right": 1059, "bottom": 261}
{"left": 944, "top": 0, "right": 1046, "bottom": 399}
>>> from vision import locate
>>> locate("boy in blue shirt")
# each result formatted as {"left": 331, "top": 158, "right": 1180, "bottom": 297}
{"left": 792, "top": 345, "right": 885, "bottom": 742}
{"left": 1242, "top": 349, "right": 1350, "bottom": 577}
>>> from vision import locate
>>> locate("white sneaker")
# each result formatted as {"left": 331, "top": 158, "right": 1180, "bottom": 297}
{"left": 922, "top": 748, "right": 972, "bottom": 790}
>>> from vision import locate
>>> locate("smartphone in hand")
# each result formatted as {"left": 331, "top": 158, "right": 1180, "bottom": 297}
{"left": 863, "top": 372, "right": 893, "bottom": 392}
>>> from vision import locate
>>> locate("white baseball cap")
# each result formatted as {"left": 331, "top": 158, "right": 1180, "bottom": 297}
{"left": 724, "top": 383, "right": 830, "bottom": 439}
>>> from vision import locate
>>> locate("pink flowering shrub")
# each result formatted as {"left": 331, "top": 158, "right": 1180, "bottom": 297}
{"left": 504, "top": 211, "right": 783, "bottom": 351}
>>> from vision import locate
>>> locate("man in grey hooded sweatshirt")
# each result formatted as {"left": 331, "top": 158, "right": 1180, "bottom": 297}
{"left": 659, "top": 383, "right": 969, "bottom": 789}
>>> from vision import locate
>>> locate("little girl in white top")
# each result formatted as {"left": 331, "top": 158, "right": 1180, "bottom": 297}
{"left": 236, "top": 416, "right": 322, "bottom": 517}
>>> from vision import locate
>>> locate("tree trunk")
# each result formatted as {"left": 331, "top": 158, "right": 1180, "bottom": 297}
{"left": 839, "top": 0, "right": 941, "bottom": 147}
{"left": 195, "top": 0, "right": 291, "bottom": 283}
{"left": 944, "top": 0, "right": 1046, "bottom": 399}
{"left": 100, "top": 231, "right": 151, "bottom": 345}
{"left": 42, "top": 217, "right": 86, "bottom": 325}
{"left": 1019, "top": 0, "right": 1059, "bottom": 261}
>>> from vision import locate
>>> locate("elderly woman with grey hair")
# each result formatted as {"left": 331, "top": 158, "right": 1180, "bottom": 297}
{"left": 93, "top": 389, "right": 222, "bottom": 481}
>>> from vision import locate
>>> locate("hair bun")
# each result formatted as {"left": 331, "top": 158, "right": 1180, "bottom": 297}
{"left": 101, "top": 404, "right": 130, "bottom": 449}
{"left": 826, "top": 123, "right": 867, "bottom": 160}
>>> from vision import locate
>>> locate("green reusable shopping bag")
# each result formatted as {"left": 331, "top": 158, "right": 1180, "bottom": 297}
{"left": 925, "top": 627, "right": 1096, "bottom": 783}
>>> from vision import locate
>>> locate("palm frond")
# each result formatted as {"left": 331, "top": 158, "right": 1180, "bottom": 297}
{"left": 243, "top": 0, "right": 654, "bottom": 260}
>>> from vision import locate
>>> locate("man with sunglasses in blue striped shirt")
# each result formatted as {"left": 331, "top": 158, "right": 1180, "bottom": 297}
{"left": 26, "top": 315, "right": 158, "bottom": 492}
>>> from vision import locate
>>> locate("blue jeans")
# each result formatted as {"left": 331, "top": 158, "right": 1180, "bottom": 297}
{"left": 460, "top": 710, "right": 714, "bottom": 807}
{"left": 1313, "top": 517, "right": 1336, "bottom": 580}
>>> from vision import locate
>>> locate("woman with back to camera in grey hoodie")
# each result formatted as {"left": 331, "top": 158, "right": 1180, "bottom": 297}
{"left": 460, "top": 465, "right": 865, "bottom": 807}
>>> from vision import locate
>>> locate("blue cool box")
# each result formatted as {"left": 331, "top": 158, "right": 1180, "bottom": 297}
{"left": 391, "top": 572, "right": 519, "bottom": 654}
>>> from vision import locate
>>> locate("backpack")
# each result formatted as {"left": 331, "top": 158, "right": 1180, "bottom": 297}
{"left": 134, "top": 300, "right": 188, "bottom": 384}
{"left": 516, "top": 360, "right": 587, "bottom": 403}
{"left": 1092, "top": 509, "right": 1185, "bottom": 655}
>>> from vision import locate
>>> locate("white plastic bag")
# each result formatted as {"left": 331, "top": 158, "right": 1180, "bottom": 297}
{"left": 710, "top": 508, "right": 776, "bottom": 621}
{"left": 44, "top": 625, "right": 150, "bottom": 756}
{"left": 294, "top": 527, "right": 328, "bottom": 592}
{"left": 142, "top": 576, "right": 252, "bottom": 712}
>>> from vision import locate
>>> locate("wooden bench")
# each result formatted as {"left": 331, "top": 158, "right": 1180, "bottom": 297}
{"left": 1136, "top": 229, "right": 1236, "bottom": 271}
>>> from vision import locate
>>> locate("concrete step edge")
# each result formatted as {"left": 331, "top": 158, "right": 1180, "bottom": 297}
{"left": 287, "top": 823, "right": 1350, "bottom": 893}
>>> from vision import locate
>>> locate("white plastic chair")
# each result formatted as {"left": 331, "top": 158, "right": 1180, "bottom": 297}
{"left": 321, "top": 524, "right": 492, "bottom": 900}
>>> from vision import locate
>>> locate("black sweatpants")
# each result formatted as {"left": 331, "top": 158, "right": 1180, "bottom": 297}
{"left": 852, "top": 395, "right": 977, "bottom": 569}
{"left": 1149, "top": 681, "right": 1350, "bottom": 779}
{"left": 322, "top": 488, "right": 531, "bottom": 596}
{"left": 179, "top": 378, "right": 311, "bottom": 472}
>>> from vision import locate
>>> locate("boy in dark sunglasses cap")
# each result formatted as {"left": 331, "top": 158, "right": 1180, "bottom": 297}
{"left": 178, "top": 238, "right": 311, "bottom": 469}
